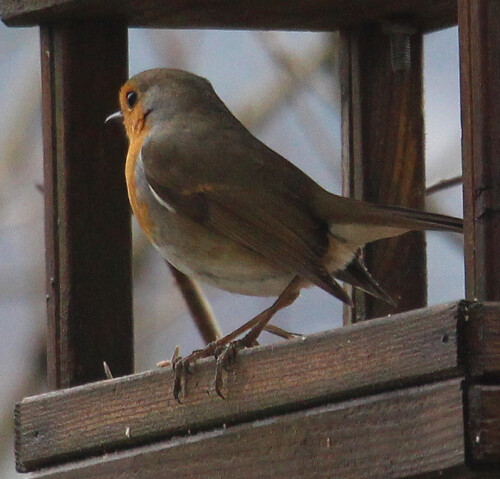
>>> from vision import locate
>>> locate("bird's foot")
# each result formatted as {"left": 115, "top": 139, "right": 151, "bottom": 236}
{"left": 157, "top": 338, "right": 251, "bottom": 401}
{"left": 171, "top": 342, "right": 218, "bottom": 402}
{"left": 157, "top": 344, "right": 197, "bottom": 401}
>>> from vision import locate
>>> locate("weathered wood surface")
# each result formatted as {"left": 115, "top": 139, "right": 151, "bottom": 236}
{"left": 462, "top": 302, "right": 500, "bottom": 377}
{"left": 40, "top": 21, "right": 132, "bottom": 389}
{"left": 468, "top": 384, "right": 500, "bottom": 464}
{"left": 458, "top": 2, "right": 500, "bottom": 468}
{"left": 0, "top": 0, "right": 457, "bottom": 31}
{"left": 340, "top": 24, "right": 426, "bottom": 323}
{"left": 413, "top": 466, "right": 499, "bottom": 478}
{"left": 458, "top": 0, "right": 500, "bottom": 302}
{"left": 16, "top": 302, "right": 463, "bottom": 472}
{"left": 31, "top": 380, "right": 465, "bottom": 479}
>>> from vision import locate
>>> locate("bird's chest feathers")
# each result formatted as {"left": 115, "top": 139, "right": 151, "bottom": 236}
{"left": 125, "top": 136, "right": 156, "bottom": 239}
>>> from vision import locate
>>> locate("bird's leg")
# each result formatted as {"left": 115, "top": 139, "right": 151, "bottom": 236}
{"left": 171, "top": 306, "right": 272, "bottom": 401}
{"left": 213, "top": 276, "right": 304, "bottom": 397}
{"left": 241, "top": 276, "right": 303, "bottom": 347}
{"left": 172, "top": 276, "right": 303, "bottom": 400}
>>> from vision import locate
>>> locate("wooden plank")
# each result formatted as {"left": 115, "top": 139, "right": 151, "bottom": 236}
{"left": 412, "top": 466, "right": 499, "bottom": 478}
{"left": 458, "top": 0, "right": 500, "bottom": 301}
{"left": 40, "top": 25, "right": 60, "bottom": 389}
{"left": 40, "top": 22, "right": 132, "bottom": 389}
{"left": 30, "top": 380, "right": 465, "bottom": 479}
{"left": 0, "top": 0, "right": 457, "bottom": 31}
{"left": 468, "top": 384, "right": 500, "bottom": 464}
{"left": 462, "top": 302, "right": 500, "bottom": 377}
{"left": 15, "top": 302, "right": 464, "bottom": 472}
{"left": 340, "top": 24, "right": 426, "bottom": 323}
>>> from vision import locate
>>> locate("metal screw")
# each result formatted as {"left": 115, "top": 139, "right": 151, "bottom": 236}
{"left": 382, "top": 22, "right": 417, "bottom": 72}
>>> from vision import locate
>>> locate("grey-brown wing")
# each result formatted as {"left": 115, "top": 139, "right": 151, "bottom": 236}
{"left": 141, "top": 127, "right": 352, "bottom": 304}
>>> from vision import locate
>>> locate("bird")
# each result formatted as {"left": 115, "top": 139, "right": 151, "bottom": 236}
{"left": 107, "top": 68, "right": 463, "bottom": 398}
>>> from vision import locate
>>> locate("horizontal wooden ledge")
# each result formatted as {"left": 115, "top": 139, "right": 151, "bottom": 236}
{"left": 31, "top": 380, "right": 466, "bottom": 479}
{"left": 16, "top": 301, "right": 467, "bottom": 472}
{"left": 0, "top": 0, "right": 457, "bottom": 31}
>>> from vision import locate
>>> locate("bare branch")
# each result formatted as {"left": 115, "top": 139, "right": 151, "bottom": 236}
{"left": 167, "top": 263, "right": 223, "bottom": 344}
{"left": 426, "top": 175, "right": 462, "bottom": 195}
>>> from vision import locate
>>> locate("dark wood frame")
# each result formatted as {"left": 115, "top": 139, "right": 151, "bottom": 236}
{"left": 1, "top": 0, "right": 500, "bottom": 477}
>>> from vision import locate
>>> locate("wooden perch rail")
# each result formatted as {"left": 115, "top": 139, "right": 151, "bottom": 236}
{"left": 14, "top": 301, "right": 500, "bottom": 476}
{"left": 0, "top": 0, "right": 457, "bottom": 31}
{"left": 24, "top": 380, "right": 466, "bottom": 479}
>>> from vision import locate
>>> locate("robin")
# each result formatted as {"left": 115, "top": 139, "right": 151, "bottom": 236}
{"left": 107, "top": 68, "right": 463, "bottom": 398}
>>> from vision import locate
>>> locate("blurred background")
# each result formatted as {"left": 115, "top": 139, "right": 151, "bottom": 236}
{"left": 0, "top": 25, "right": 463, "bottom": 476}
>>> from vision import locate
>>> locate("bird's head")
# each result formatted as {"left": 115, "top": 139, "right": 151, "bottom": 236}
{"left": 106, "top": 68, "right": 223, "bottom": 141}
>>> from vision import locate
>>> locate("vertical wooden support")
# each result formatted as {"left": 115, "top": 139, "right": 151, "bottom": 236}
{"left": 459, "top": 0, "right": 500, "bottom": 302}
{"left": 459, "top": 0, "right": 500, "bottom": 466}
{"left": 340, "top": 24, "right": 426, "bottom": 323}
{"left": 40, "top": 21, "right": 132, "bottom": 389}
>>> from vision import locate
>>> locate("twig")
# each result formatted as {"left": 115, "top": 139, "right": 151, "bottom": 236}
{"left": 253, "top": 33, "right": 341, "bottom": 175}
{"left": 103, "top": 361, "right": 114, "bottom": 380}
{"left": 426, "top": 175, "right": 462, "bottom": 195}
{"left": 238, "top": 40, "right": 333, "bottom": 130}
{"left": 157, "top": 345, "right": 181, "bottom": 368}
{"left": 264, "top": 324, "right": 302, "bottom": 340}
{"left": 167, "top": 262, "right": 223, "bottom": 344}
{"left": 256, "top": 32, "right": 337, "bottom": 108}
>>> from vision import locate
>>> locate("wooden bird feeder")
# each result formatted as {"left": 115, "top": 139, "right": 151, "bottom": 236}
{"left": 1, "top": 0, "right": 500, "bottom": 477}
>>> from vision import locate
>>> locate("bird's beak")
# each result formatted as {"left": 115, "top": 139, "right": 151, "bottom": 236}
{"left": 105, "top": 111, "right": 123, "bottom": 123}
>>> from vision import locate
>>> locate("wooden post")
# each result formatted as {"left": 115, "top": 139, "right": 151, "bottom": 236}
{"left": 340, "top": 24, "right": 426, "bottom": 323}
{"left": 458, "top": 0, "right": 500, "bottom": 302}
{"left": 40, "top": 21, "right": 132, "bottom": 389}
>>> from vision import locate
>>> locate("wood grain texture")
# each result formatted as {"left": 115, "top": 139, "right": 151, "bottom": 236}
{"left": 468, "top": 385, "right": 500, "bottom": 464}
{"left": 40, "top": 22, "right": 132, "bottom": 389}
{"left": 458, "top": 0, "right": 500, "bottom": 301}
{"left": 0, "top": 0, "right": 457, "bottom": 31}
{"left": 15, "top": 302, "right": 464, "bottom": 472}
{"left": 340, "top": 24, "right": 426, "bottom": 323}
{"left": 31, "top": 380, "right": 465, "bottom": 479}
{"left": 412, "top": 466, "right": 500, "bottom": 479}
{"left": 462, "top": 302, "right": 500, "bottom": 377}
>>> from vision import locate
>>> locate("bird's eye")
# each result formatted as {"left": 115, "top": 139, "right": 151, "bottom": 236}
{"left": 126, "top": 91, "right": 138, "bottom": 110}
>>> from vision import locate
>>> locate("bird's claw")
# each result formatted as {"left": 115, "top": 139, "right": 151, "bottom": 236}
{"left": 156, "top": 345, "right": 193, "bottom": 402}
{"left": 172, "top": 357, "right": 186, "bottom": 402}
{"left": 166, "top": 339, "right": 247, "bottom": 401}
{"left": 213, "top": 340, "right": 244, "bottom": 398}
{"left": 172, "top": 348, "right": 200, "bottom": 402}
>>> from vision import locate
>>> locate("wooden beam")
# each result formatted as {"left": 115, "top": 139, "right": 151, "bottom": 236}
{"left": 340, "top": 23, "right": 426, "bottom": 322}
{"left": 31, "top": 380, "right": 465, "bottom": 479}
{"left": 40, "top": 21, "right": 132, "bottom": 389}
{"left": 15, "top": 302, "right": 466, "bottom": 472}
{"left": 468, "top": 384, "right": 500, "bottom": 464}
{"left": 458, "top": 0, "right": 500, "bottom": 301}
{"left": 462, "top": 302, "right": 500, "bottom": 377}
{"left": 0, "top": 0, "right": 457, "bottom": 31}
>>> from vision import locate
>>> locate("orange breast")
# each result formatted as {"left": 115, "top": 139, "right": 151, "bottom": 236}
{"left": 125, "top": 134, "right": 157, "bottom": 240}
